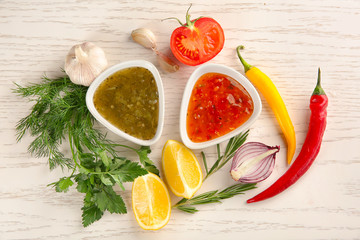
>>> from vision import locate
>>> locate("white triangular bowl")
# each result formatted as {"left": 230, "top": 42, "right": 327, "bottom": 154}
{"left": 180, "top": 63, "right": 262, "bottom": 149}
{"left": 86, "top": 60, "right": 164, "bottom": 146}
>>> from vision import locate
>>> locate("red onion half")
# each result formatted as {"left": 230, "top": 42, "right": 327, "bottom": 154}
{"left": 230, "top": 142, "right": 280, "bottom": 183}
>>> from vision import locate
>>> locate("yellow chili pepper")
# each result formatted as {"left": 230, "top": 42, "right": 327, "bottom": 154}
{"left": 236, "top": 45, "right": 296, "bottom": 164}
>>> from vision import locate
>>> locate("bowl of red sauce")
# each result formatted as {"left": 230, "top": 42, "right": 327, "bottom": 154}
{"left": 180, "top": 64, "right": 262, "bottom": 149}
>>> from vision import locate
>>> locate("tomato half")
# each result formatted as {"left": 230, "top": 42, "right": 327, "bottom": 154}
{"left": 170, "top": 17, "right": 225, "bottom": 66}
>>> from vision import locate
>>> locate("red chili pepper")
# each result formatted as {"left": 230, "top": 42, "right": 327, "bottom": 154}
{"left": 247, "top": 68, "right": 328, "bottom": 203}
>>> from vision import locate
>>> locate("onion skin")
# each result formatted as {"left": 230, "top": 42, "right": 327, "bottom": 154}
{"left": 230, "top": 142, "right": 280, "bottom": 184}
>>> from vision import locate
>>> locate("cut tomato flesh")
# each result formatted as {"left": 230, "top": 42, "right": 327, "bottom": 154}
{"left": 170, "top": 17, "right": 225, "bottom": 66}
{"left": 174, "top": 34, "right": 200, "bottom": 62}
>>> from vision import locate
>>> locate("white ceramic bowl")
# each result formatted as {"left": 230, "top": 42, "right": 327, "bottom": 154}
{"left": 86, "top": 60, "right": 164, "bottom": 146}
{"left": 180, "top": 63, "right": 262, "bottom": 149}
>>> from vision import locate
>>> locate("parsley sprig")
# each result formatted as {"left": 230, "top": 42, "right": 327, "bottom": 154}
{"left": 173, "top": 131, "right": 256, "bottom": 213}
{"left": 14, "top": 75, "right": 159, "bottom": 227}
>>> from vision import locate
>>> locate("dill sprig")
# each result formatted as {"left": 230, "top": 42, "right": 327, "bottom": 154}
{"left": 14, "top": 75, "right": 109, "bottom": 169}
{"left": 14, "top": 75, "right": 159, "bottom": 227}
{"left": 173, "top": 131, "right": 256, "bottom": 213}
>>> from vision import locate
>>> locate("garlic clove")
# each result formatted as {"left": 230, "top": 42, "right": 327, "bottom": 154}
{"left": 131, "top": 28, "right": 179, "bottom": 73}
{"left": 131, "top": 28, "right": 157, "bottom": 50}
{"left": 65, "top": 42, "right": 108, "bottom": 86}
{"left": 156, "top": 51, "right": 179, "bottom": 73}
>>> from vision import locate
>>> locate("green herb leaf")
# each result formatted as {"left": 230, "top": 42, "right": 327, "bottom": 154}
{"left": 201, "top": 151, "right": 208, "bottom": 175}
{"left": 176, "top": 205, "right": 198, "bottom": 214}
{"left": 99, "top": 150, "right": 111, "bottom": 168}
{"left": 137, "top": 146, "right": 160, "bottom": 176}
{"left": 81, "top": 204, "right": 104, "bottom": 227}
{"left": 137, "top": 146, "right": 152, "bottom": 165}
{"left": 52, "top": 177, "right": 74, "bottom": 192}
{"left": 143, "top": 164, "right": 160, "bottom": 176}
{"left": 75, "top": 174, "right": 90, "bottom": 193}
{"left": 109, "top": 159, "right": 148, "bottom": 182}
{"left": 100, "top": 174, "right": 113, "bottom": 185}
{"left": 217, "top": 182, "right": 257, "bottom": 199}
{"left": 110, "top": 175, "right": 126, "bottom": 190}
{"left": 93, "top": 186, "right": 127, "bottom": 214}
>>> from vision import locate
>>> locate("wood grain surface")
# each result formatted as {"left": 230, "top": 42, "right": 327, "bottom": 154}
{"left": 1, "top": 0, "right": 359, "bottom": 239}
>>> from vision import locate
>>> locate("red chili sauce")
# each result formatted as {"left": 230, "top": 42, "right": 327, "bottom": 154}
{"left": 187, "top": 72, "right": 254, "bottom": 142}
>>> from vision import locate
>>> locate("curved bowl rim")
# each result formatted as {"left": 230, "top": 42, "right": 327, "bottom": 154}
{"left": 179, "top": 63, "right": 262, "bottom": 149}
{"left": 86, "top": 60, "right": 165, "bottom": 146}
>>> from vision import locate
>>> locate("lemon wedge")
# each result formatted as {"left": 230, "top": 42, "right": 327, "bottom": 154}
{"left": 132, "top": 173, "right": 171, "bottom": 230}
{"left": 162, "top": 140, "right": 203, "bottom": 199}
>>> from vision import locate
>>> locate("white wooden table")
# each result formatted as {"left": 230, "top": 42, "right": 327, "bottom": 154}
{"left": 1, "top": 0, "right": 359, "bottom": 239}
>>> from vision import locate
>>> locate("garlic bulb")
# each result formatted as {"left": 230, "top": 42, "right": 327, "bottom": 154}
{"left": 131, "top": 28, "right": 157, "bottom": 50}
{"left": 64, "top": 42, "right": 108, "bottom": 86}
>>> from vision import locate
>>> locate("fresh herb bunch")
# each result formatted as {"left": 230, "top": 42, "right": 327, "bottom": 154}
{"left": 173, "top": 131, "right": 256, "bottom": 213}
{"left": 14, "top": 75, "right": 159, "bottom": 227}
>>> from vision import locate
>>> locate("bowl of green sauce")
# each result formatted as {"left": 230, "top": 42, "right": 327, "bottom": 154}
{"left": 86, "top": 60, "right": 164, "bottom": 146}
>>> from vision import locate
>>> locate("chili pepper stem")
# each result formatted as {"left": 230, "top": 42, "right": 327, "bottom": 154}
{"left": 236, "top": 45, "right": 253, "bottom": 73}
{"left": 313, "top": 68, "right": 326, "bottom": 96}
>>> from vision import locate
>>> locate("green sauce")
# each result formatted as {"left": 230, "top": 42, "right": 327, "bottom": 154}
{"left": 93, "top": 67, "right": 159, "bottom": 140}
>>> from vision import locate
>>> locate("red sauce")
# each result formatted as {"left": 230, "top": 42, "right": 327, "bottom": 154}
{"left": 187, "top": 72, "right": 254, "bottom": 142}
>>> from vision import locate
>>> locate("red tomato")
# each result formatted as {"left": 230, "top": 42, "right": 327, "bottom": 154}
{"left": 170, "top": 16, "right": 225, "bottom": 66}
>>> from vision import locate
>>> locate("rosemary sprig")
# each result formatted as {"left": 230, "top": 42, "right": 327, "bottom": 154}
{"left": 173, "top": 183, "right": 257, "bottom": 213}
{"left": 173, "top": 130, "right": 255, "bottom": 213}
{"left": 203, "top": 130, "right": 249, "bottom": 181}
{"left": 14, "top": 75, "right": 159, "bottom": 227}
